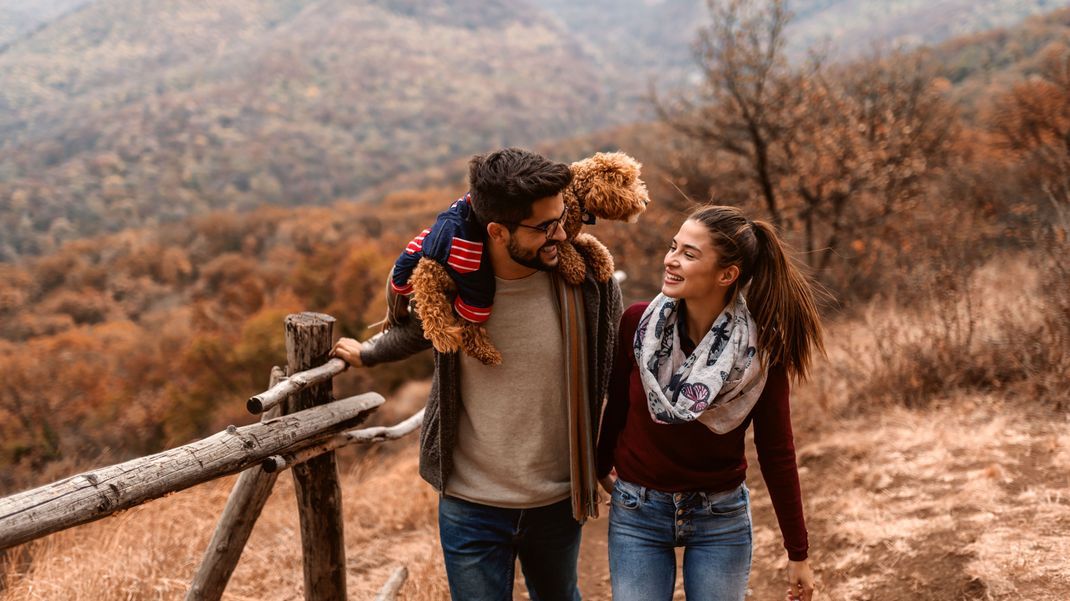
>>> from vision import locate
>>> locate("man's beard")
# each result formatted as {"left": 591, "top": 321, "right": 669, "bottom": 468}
{"left": 507, "top": 236, "right": 559, "bottom": 271}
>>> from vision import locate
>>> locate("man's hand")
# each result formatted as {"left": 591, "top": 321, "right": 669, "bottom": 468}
{"left": 786, "top": 558, "right": 815, "bottom": 601}
{"left": 330, "top": 337, "right": 364, "bottom": 368}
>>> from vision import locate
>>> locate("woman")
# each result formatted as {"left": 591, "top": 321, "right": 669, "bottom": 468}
{"left": 597, "top": 205, "right": 822, "bottom": 601}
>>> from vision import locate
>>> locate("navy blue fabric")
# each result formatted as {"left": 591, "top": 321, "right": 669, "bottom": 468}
{"left": 391, "top": 194, "right": 495, "bottom": 322}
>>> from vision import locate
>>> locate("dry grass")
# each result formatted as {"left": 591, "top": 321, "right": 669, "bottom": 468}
{"left": 805, "top": 253, "right": 1068, "bottom": 415}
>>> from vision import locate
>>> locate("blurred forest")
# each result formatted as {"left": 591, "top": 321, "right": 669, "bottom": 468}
{"left": 0, "top": 0, "right": 1067, "bottom": 506}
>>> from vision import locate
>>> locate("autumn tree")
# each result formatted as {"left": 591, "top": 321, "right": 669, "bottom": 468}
{"left": 987, "top": 42, "right": 1070, "bottom": 327}
{"left": 658, "top": 0, "right": 958, "bottom": 283}
{"left": 990, "top": 42, "right": 1070, "bottom": 210}
{"left": 657, "top": 0, "right": 799, "bottom": 225}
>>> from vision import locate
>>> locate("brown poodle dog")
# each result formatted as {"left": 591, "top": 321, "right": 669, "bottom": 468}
{"left": 389, "top": 151, "right": 649, "bottom": 365}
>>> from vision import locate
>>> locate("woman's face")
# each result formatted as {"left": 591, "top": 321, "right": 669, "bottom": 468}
{"left": 662, "top": 219, "right": 731, "bottom": 300}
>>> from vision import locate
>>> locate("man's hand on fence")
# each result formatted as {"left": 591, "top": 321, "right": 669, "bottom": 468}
{"left": 330, "top": 337, "right": 364, "bottom": 368}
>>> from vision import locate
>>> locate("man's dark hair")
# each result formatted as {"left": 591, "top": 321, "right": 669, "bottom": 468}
{"left": 468, "top": 147, "right": 572, "bottom": 228}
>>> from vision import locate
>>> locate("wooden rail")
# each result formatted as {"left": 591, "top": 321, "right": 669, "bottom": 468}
{"left": 0, "top": 391, "right": 383, "bottom": 550}
{"left": 0, "top": 311, "right": 425, "bottom": 601}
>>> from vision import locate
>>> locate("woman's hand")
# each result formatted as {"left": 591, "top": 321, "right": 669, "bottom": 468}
{"left": 598, "top": 470, "right": 617, "bottom": 505}
{"left": 785, "top": 558, "right": 815, "bottom": 601}
{"left": 330, "top": 337, "right": 364, "bottom": 368}
{"left": 598, "top": 475, "right": 616, "bottom": 494}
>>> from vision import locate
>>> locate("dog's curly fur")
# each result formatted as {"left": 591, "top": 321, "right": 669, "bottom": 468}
{"left": 396, "top": 151, "right": 649, "bottom": 365}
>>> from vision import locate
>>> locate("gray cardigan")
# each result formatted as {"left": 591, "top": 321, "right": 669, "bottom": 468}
{"left": 360, "top": 268, "right": 623, "bottom": 493}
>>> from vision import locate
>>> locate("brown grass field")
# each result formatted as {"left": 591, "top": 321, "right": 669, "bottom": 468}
{"left": 2, "top": 256, "right": 1068, "bottom": 600}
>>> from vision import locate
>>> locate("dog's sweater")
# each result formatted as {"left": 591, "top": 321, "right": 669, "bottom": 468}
{"left": 390, "top": 194, "right": 494, "bottom": 323}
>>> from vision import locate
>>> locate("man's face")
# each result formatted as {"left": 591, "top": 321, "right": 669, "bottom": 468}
{"left": 505, "top": 193, "right": 568, "bottom": 271}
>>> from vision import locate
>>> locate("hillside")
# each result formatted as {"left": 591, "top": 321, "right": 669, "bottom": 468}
{"left": 0, "top": 0, "right": 89, "bottom": 48}
{"left": 0, "top": 0, "right": 608, "bottom": 260}
{"left": 787, "top": 0, "right": 1070, "bottom": 58}
{"left": 928, "top": 7, "right": 1070, "bottom": 113}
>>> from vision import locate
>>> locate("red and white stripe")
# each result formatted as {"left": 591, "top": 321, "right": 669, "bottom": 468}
{"left": 447, "top": 238, "right": 483, "bottom": 273}
{"left": 454, "top": 297, "right": 492, "bottom": 323}
{"left": 390, "top": 280, "right": 413, "bottom": 295}
{"left": 405, "top": 228, "right": 431, "bottom": 255}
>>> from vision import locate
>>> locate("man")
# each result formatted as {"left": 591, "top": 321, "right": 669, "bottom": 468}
{"left": 331, "top": 147, "right": 622, "bottom": 600}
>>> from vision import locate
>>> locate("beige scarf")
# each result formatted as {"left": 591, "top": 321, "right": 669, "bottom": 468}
{"left": 552, "top": 275, "right": 600, "bottom": 523}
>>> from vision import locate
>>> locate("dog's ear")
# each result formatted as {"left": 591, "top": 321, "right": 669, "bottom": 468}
{"left": 571, "top": 152, "right": 648, "bottom": 222}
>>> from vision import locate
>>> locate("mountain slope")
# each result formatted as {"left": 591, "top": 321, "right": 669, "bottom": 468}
{"left": 0, "top": 0, "right": 90, "bottom": 48}
{"left": 0, "top": 0, "right": 608, "bottom": 260}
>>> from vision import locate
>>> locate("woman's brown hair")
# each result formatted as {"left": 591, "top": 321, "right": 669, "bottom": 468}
{"left": 688, "top": 205, "right": 827, "bottom": 380}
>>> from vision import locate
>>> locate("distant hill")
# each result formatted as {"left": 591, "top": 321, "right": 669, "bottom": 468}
{"left": 786, "top": 0, "right": 1070, "bottom": 59}
{"left": 0, "top": 0, "right": 609, "bottom": 260}
{"left": 0, "top": 0, "right": 89, "bottom": 48}
{"left": 926, "top": 6, "right": 1070, "bottom": 113}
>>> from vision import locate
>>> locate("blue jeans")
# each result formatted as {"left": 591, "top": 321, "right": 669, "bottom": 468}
{"left": 438, "top": 495, "right": 582, "bottom": 601}
{"left": 608, "top": 478, "right": 752, "bottom": 601}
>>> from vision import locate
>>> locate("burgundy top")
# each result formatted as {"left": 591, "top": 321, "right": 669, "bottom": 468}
{"left": 597, "top": 302, "right": 809, "bottom": 561}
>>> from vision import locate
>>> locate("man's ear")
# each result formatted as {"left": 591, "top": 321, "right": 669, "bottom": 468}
{"left": 720, "top": 264, "right": 741, "bottom": 287}
{"left": 486, "top": 222, "right": 509, "bottom": 244}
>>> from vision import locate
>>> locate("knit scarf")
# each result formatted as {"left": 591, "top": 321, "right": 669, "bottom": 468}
{"left": 552, "top": 274, "right": 600, "bottom": 523}
{"left": 634, "top": 293, "right": 767, "bottom": 434}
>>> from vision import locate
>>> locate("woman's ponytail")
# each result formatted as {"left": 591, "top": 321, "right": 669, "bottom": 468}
{"left": 747, "top": 220, "right": 825, "bottom": 380}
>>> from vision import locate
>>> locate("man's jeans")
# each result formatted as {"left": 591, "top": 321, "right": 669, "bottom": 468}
{"left": 608, "top": 478, "right": 752, "bottom": 601}
{"left": 438, "top": 495, "right": 582, "bottom": 601}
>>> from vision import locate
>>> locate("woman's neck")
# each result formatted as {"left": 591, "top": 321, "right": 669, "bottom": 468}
{"left": 682, "top": 293, "right": 728, "bottom": 342}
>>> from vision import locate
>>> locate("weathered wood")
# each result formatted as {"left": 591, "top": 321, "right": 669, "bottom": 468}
{"left": 247, "top": 358, "right": 347, "bottom": 414}
{"left": 373, "top": 566, "right": 408, "bottom": 601}
{"left": 262, "top": 409, "right": 425, "bottom": 473}
{"left": 186, "top": 366, "right": 286, "bottom": 601}
{"left": 285, "top": 312, "right": 347, "bottom": 601}
{"left": 0, "top": 392, "right": 383, "bottom": 551}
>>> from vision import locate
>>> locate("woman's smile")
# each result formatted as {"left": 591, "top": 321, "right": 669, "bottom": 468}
{"left": 663, "top": 270, "right": 684, "bottom": 286}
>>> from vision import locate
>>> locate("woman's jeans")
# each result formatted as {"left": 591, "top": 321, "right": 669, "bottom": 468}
{"left": 438, "top": 495, "right": 582, "bottom": 601}
{"left": 608, "top": 478, "right": 753, "bottom": 601}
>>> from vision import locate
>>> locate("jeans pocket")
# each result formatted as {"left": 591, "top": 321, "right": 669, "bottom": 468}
{"left": 612, "top": 480, "right": 643, "bottom": 511}
{"left": 705, "top": 486, "right": 748, "bottom": 517}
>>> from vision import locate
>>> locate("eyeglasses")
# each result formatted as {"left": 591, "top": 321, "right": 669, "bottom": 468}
{"left": 500, "top": 208, "right": 568, "bottom": 240}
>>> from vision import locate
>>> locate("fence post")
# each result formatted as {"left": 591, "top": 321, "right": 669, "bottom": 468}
{"left": 186, "top": 366, "right": 286, "bottom": 601}
{"left": 285, "top": 312, "right": 347, "bottom": 600}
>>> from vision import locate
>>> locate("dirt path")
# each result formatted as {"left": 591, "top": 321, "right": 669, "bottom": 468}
{"left": 561, "top": 400, "right": 1070, "bottom": 601}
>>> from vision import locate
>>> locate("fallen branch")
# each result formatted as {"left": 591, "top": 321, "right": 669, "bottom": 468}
{"left": 374, "top": 566, "right": 409, "bottom": 601}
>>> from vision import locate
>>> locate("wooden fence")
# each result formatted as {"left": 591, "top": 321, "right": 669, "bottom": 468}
{"left": 0, "top": 312, "right": 422, "bottom": 600}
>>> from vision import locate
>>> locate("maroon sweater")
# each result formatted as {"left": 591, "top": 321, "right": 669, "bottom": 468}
{"left": 597, "top": 302, "right": 809, "bottom": 561}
